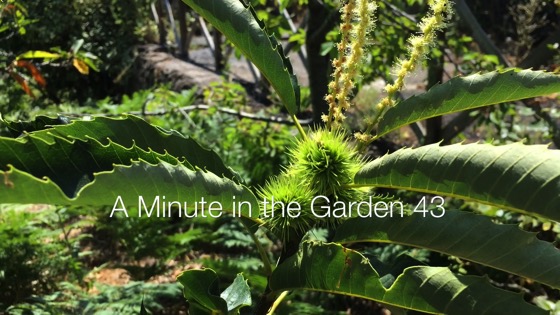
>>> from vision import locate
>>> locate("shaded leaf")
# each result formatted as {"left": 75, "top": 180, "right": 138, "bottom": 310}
{"left": 177, "top": 269, "right": 228, "bottom": 314}
{"left": 1, "top": 159, "right": 258, "bottom": 219}
{"left": 270, "top": 242, "right": 546, "bottom": 315}
{"left": 140, "top": 299, "right": 148, "bottom": 315}
{"left": 0, "top": 115, "right": 70, "bottom": 137}
{"left": 16, "top": 115, "right": 237, "bottom": 180}
{"left": 334, "top": 211, "right": 560, "bottom": 288}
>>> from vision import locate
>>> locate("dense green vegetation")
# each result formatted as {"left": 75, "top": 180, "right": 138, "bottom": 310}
{"left": 1, "top": 0, "right": 560, "bottom": 314}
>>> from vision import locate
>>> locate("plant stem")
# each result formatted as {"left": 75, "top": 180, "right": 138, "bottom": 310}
{"left": 292, "top": 114, "right": 308, "bottom": 140}
{"left": 241, "top": 220, "right": 273, "bottom": 276}
{"left": 255, "top": 239, "right": 299, "bottom": 315}
{"left": 342, "top": 183, "right": 374, "bottom": 189}
{"left": 266, "top": 291, "right": 289, "bottom": 315}
{"left": 250, "top": 230, "right": 273, "bottom": 276}
{"left": 356, "top": 131, "right": 379, "bottom": 153}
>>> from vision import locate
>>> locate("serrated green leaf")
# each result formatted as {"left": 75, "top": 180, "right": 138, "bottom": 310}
{"left": 177, "top": 269, "right": 228, "bottom": 314}
{"left": 1, "top": 161, "right": 259, "bottom": 221}
{"left": 334, "top": 210, "right": 560, "bottom": 289}
{"left": 0, "top": 132, "right": 179, "bottom": 197}
{"left": 378, "top": 69, "right": 560, "bottom": 137}
{"left": 22, "top": 115, "right": 237, "bottom": 180}
{"left": 1, "top": 115, "right": 70, "bottom": 137}
{"left": 269, "top": 242, "right": 546, "bottom": 315}
{"left": 220, "top": 274, "right": 251, "bottom": 312}
{"left": 0, "top": 117, "right": 259, "bottom": 222}
{"left": 181, "top": 0, "right": 300, "bottom": 114}
{"left": 354, "top": 142, "right": 560, "bottom": 222}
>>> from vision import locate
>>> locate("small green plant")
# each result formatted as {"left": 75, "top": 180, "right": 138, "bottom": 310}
{"left": 1, "top": 0, "right": 560, "bottom": 314}
{"left": 6, "top": 281, "right": 183, "bottom": 315}
{"left": 0, "top": 205, "right": 85, "bottom": 309}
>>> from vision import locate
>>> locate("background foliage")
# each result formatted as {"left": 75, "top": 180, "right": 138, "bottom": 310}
{"left": 1, "top": 0, "right": 559, "bottom": 314}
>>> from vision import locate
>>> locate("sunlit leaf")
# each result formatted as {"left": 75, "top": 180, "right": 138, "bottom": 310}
{"left": 355, "top": 142, "right": 560, "bottom": 222}
{"left": 378, "top": 69, "right": 560, "bottom": 137}
{"left": 17, "top": 50, "right": 62, "bottom": 60}
{"left": 181, "top": 0, "right": 300, "bottom": 115}
{"left": 73, "top": 58, "right": 89, "bottom": 75}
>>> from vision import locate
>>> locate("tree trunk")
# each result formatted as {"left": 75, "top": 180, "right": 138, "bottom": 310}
{"left": 178, "top": 1, "right": 188, "bottom": 59}
{"left": 213, "top": 30, "right": 224, "bottom": 73}
{"left": 306, "top": 0, "right": 335, "bottom": 125}
{"left": 424, "top": 47, "right": 444, "bottom": 144}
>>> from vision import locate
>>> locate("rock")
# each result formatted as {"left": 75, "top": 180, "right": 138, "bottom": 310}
{"left": 133, "top": 44, "right": 221, "bottom": 92}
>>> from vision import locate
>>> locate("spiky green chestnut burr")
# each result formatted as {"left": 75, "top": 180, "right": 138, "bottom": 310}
{"left": 260, "top": 130, "right": 366, "bottom": 242}
{"left": 258, "top": 175, "right": 315, "bottom": 243}
{"left": 290, "top": 130, "right": 364, "bottom": 202}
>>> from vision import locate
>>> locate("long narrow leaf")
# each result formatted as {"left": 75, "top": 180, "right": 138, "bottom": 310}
{"left": 181, "top": 0, "right": 300, "bottom": 114}
{"left": 378, "top": 69, "right": 560, "bottom": 137}
{"left": 16, "top": 50, "right": 62, "bottom": 60}
{"left": 354, "top": 142, "right": 560, "bottom": 222}
{"left": 0, "top": 117, "right": 259, "bottom": 221}
{"left": 17, "top": 115, "right": 238, "bottom": 180}
{"left": 269, "top": 242, "right": 545, "bottom": 315}
{"left": 1, "top": 161, "right": 258, "bottom": 221}
{"left": 334, "top": 211, "right": 560, "bottom": 288}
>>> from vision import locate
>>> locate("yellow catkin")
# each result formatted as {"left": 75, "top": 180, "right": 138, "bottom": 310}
{"left": 360, "top": 0, "right": 451, "bottom": 144}
{"left": 326, "top": 0, "right": 376, "bottom": 129}
{"left": 325, "top": 0, "right": 356, "bottom": 127}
